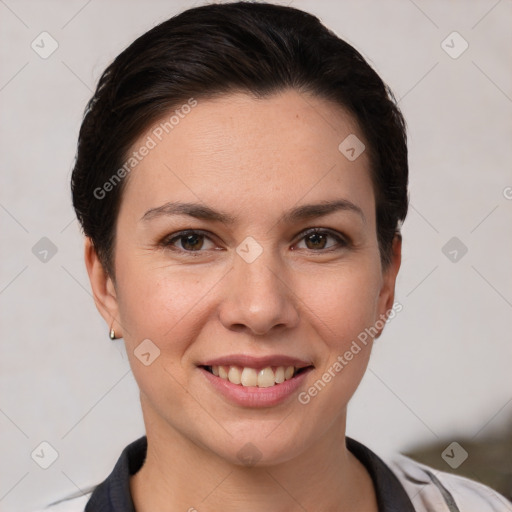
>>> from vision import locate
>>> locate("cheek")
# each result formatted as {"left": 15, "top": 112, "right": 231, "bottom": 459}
{"left": 115, "top": 264, "right": 213, "bottom": 405}
{"left": 294, "top": 262, "right": 382, "bottom": 406}
{"left": 115, "top": 251, "right": 225, "bottom": 354}
{"left": 299, "top": 261, "right": 382, "bottom": 342}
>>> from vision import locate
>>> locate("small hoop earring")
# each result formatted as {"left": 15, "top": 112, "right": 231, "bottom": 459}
{"left": 109, "top": 327, "right": 116, "bottom": 340}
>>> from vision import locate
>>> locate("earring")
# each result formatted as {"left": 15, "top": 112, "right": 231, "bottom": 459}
{"left": 109, "top": 327, "right": 116, "bottom": 340}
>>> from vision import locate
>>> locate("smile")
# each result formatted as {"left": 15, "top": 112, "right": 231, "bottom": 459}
{"left": 199, "top": 361, "right": 314, "bottom": 407}
{"left": 203, "top": 365, "right": 311, "bottom": 388}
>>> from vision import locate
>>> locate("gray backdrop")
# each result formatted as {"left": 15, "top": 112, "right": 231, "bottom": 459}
{"left": 1, "top": 0, "right": 511, "bottom": 510}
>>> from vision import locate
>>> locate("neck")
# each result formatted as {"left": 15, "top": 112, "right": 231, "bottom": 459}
{"left": 130, "top": 403, "right": 377, "bottom": 512}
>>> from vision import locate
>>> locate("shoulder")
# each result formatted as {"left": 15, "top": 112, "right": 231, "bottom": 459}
{"left": 386, "top": 453, "right": 512, "bottom": 512}
{"left": 31, "top": 491, "right": 93, "bottom": 511}
{"left": 31, "top": 436, "right": 147, "bottom": 511}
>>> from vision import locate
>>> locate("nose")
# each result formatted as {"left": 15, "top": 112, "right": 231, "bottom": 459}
{"left": 218, "top": 247, "right": 300, "bottom": 336}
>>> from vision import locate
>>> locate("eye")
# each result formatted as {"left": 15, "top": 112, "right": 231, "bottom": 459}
{"left": 160, "top": 228, "right": 349, "bottom": 255}
{"left": 294, "top": 228, "right": 348, "bottom": 251}
{"left": 162, "top": 230, "right": 216, "bottom": 252}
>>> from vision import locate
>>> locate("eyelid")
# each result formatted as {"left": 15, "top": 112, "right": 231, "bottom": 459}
{"left": 293, "top": 227, "right": 349, "bottom": 252}
{"left": 297, "top": 227, "right": 349, "bottom": 244}
{"left": 160, "top": 227, "right": 349, "bottom": 254}
{"left": 161, "top": 229, "right": 218, "bottom": 254}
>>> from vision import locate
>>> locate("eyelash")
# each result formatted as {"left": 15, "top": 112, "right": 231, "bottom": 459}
{"left": 160, "top": 228, "right": 350, "bottom": 256}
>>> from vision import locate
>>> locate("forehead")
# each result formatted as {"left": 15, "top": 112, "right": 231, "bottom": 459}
{"left": 119, "top": 89, "right": 375, "bottom": 227}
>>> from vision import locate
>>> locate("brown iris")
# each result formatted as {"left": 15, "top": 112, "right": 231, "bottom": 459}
{"left": 304, "top": 232, "right": 328, "bottom": 250}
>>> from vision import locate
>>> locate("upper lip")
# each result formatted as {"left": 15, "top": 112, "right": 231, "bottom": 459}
{"left": 200, "top": 354, "right": 314, "bottom": 369}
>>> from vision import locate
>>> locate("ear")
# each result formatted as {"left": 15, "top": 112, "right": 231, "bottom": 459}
{"left": 84, "top": 237, "right": 123, "bottom": 338}
{"left": 374, "top": 234, "right": 402, "bottom": 339}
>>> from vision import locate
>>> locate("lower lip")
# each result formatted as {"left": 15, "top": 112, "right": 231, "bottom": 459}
{"left": 199, "top": 367, "right": 313, "bottom": 408}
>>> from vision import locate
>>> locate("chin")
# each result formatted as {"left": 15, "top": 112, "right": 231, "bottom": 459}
{"left": 209, "top": 430, "right": 310, "bottom": 468}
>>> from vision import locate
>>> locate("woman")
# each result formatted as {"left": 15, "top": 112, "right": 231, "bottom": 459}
{"left": 39, "top": 2, "right": 511, "bottom": 510}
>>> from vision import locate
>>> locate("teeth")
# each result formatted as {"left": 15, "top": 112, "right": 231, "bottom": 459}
{"left": 209, "top": 365, "right": 301, "bottom": 388}
{"left": 257, "top": 367, "right": 275, "bottom": 388}
{"left": 218, "top": 366, "right": 228, "bottom": 379}
{"left": 228, "top": 366, "right": 242, "bottom": 385}
{"left": 275, "top": 366, "right": 285, "bottom": 384}
{"left": 241, "top": 367, "right": 258, "bottom": 387}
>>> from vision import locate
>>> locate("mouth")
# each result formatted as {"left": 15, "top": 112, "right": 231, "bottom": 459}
{"left": 200, "top": 364, "right": 314, "bottom": 388}
{"left": 198, "top": 356, "right": 315, "bottom": 407}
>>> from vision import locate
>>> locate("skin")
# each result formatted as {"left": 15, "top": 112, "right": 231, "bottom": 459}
{"left": 85, "top": 89, "right": 401, "bottom": 511}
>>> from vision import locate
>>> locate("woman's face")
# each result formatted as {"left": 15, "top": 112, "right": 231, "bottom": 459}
{"left": 87, "top": 89, "right": 400, "bottom": 465}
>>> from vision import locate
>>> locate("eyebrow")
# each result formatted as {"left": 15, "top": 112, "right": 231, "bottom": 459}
{"left": 140, "top": 199, "right": 365, "bottom": 225}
